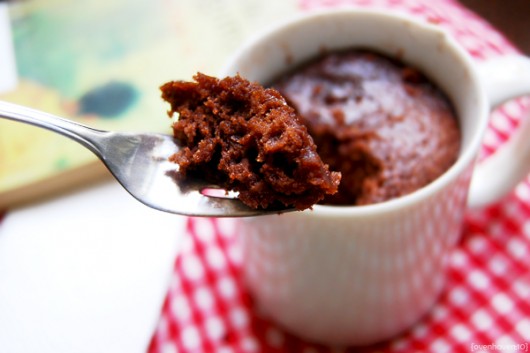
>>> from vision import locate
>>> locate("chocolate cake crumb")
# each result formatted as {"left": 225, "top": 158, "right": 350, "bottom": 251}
{"left": 161, "top": 73, "right": 341, "bottom": 210}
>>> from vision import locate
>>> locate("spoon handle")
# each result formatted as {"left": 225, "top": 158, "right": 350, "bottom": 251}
{"left": 0, "top": 100, "right": 106, "bottom": 155}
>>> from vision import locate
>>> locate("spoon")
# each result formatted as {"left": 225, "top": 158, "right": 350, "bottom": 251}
{"left": 0, "top": 101, "right": 291, "bottom": 217}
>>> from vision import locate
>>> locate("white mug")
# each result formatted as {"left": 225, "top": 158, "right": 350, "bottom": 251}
{"left": 220, "top": 9, "right": 530, "bottom": 346}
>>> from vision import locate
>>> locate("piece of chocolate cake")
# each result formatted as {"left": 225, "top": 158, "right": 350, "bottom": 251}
{"left": 161, "top": 73, "right": 340, "bottom": 210}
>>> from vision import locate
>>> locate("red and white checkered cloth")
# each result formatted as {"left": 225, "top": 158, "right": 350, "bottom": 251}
{"left": 146, "top": 1, "right": 530, "bottom": 352}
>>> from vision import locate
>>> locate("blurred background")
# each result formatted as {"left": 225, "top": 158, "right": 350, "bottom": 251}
{"left": 460, "top": 0, "right": 530, "bottom": 54}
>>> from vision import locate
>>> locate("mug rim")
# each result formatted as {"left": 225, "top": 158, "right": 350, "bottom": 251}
{"left": 221, "top": 8, "right": 490, "bottom": 217}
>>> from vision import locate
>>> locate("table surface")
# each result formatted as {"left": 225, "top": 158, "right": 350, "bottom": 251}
{"left": 0, "top": 182, "right": 185, "bottom": 353}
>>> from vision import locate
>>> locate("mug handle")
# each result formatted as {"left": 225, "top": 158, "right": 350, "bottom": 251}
{"left": 468, "top": 55, "right": 530, "bottom": 208}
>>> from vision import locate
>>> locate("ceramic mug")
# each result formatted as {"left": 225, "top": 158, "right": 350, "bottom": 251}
{"left": 221, "top": 9, "right": 530, "bottom": 345}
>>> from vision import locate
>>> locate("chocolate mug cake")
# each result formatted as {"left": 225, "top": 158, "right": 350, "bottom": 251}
{"left": 219, "top": 8, "right": 530, "bottom": 346}
{"left": 272, "top": 50, "right": 461, "bottom": 205}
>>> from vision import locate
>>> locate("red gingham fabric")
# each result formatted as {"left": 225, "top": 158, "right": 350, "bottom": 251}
{"left": 147, "top": 1, "right": 530, "bottom": 352}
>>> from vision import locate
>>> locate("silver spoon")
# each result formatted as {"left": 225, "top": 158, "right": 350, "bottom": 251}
{"left": 0, "top": 101, "right": 291, "bottom": 217}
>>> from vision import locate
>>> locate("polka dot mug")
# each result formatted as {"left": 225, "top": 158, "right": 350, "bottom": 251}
{"left": 221, "top": 8, "right": 530, "bottom": 345}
